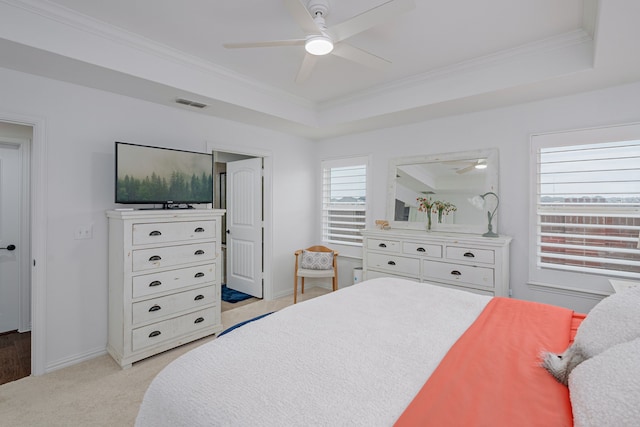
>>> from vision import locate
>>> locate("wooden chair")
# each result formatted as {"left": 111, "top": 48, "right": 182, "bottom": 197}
{"left": 294, "top": 245, "right": 338, "bottom": 304}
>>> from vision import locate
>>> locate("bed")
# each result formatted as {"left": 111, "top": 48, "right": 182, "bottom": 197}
{"left": 135, "top": 278, "right": 640, "bottom": 427}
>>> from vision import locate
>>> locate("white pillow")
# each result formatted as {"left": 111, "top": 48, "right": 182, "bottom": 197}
{"left": 573, "top": 285, "right": 640, "bottom": 357}
{"left": 569, "top": 337, "right": 640, "bottom": 427}
{"left": 300, "top": 250, "right": 333, "bottom": 270}
{"left": 542, "top": 285, "right": 640, "bottom": 384}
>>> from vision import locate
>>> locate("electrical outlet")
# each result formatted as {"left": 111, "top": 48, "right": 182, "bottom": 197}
{"left": 74, "top": 225, "right": 93, "bottom": 240}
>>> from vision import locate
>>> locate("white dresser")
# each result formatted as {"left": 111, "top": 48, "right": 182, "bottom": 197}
{"left": 106, "top": 209, "right": 225, "bottom": 368}
{"left": 362, "top": 229, "right": 512, "bottom": 296}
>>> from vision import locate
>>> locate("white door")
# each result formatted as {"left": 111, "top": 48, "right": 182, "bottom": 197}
{"left": 0, "top": 141, "right": 24, "bottom": 333}
{"left": 226, "top": 158, "right": 263, "bottom": 298}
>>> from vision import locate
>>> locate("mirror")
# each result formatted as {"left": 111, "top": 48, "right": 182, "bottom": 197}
{"left": 387, "top": 148, "right": 499, "bottom": 234}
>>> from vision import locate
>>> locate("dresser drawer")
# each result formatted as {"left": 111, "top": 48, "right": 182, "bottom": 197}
{"left": 132, "top": 265, "right": 215, "bottom": 299}
{"left": 424, "top": 260, "right": 495, "bottom": 288}
{"left": 367, "top": 252, "right": 420, "bottom": 277}
{"left": 132, "top": 285, "right": 217, "bottom": 325}
{"left": 132, "top": 242, "right": 216, "bottom": 272}
{"left": 132, "top": 220, "right": 216, "bottom": 245}
{"left": 446, "top": 246, "right": 495, "bottom": 264}
{"left": 366, "top": 238, "right": 401, "bottom": 253}
{"left": 403, "top": 242, "right": 443, "bottom": 258}
{"left": 132, "top": 307, "right": 217, "bottom": 352}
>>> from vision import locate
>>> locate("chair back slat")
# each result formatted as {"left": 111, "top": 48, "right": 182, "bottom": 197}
{"left": 305, "top": 245, "right": 333, "bottom": 253}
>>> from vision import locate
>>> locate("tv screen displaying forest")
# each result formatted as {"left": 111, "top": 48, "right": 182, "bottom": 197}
{"left": 115, "top": 142, "right": 213, "bottom": 204}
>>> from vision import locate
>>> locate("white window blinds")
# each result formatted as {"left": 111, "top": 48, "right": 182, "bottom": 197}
{"left": 322, "top": 157, "right": 368, "bottom": 246}
{"left": 534, "top": 137, "right": 640, "bottom": 279}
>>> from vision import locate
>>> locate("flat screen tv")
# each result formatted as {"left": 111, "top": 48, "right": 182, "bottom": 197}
{"left": 115, "top": 141, "right": 213, "bottom": 208}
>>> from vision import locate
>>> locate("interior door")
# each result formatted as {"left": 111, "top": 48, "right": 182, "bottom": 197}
{"left": 226, "top": 157, "right": 263, "bottom": 298}
{"left": 0, "top": 141, "right": 23, "bottom": 333}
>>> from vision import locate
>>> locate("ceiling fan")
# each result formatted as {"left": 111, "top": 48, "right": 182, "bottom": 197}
{"left": 223, "top": 0, "right": 415, "bottom": 82}
{"left": 454, "top": 159, "right": 488, "bottom": 174}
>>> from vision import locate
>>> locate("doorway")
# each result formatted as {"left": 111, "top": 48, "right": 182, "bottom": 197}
{"left": 0, "top": 122, "right": 33, "bottom": 383}
{"left": 212, "top": 148, "right": 271, "bottom": 312}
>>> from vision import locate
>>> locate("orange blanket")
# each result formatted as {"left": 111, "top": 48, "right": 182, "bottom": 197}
{"left": 395, "top": 298, "right": 583, "bottom": 427}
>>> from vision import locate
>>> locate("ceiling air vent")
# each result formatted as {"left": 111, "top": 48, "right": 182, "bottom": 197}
{"left": 175, "top": 98, "right": 207, "bottom": 109}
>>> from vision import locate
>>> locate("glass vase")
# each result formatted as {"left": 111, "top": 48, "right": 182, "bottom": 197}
{"left": 426, "top": 210, "right": 432, "bottom": 231}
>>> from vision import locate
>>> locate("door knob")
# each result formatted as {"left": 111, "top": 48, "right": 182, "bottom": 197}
{"left": 0, "top": 244, "right": 16, "bottom": 251}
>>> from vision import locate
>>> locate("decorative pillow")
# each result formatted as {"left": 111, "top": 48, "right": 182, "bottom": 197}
{"left": 300, "top": 250, "right": 333, "bottom": 270}
{"left": 542, "top": 285, "right": 640, "bottom": 385}
{"left": 569, "top": 337, "right": 640, "bottom": 427}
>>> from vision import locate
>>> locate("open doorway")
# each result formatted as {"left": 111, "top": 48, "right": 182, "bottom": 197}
{"left": 0, "top": 122, "right": 32, "bottom": 384}
{"left": 213, "top": 151, "right": 264, "bottom": 312}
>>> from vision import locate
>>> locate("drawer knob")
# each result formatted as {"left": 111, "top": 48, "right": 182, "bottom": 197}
{"left": 417, "top": 247, "right": 426, "bottom": 252}
{"left": 194, "top": 272, "right": 205, "bottom": 278}
{"left": 148, "top": 304, "right": 161, "bottom": 312}
{"left": 149, "top": 280, "right": 162, "bottom": 287}
{"left": 194, "top": 294, "right": 204, "bottom": 301}
{"left": 194, "top": 317, "right": 205, "bottom": 324}
{"left": 378, "top": 243, "right": 387, "bottom": 248}
{"left": 463, "top": 252, "right": 475, "bottom": 258}
{"left": 194, "top": 227, "right": 205, "bottom": 233}
{"left": 149, "top": 255, "right": 162, "bottom": 262}
{"left": 194, "top": 249, "right": 205, "bottom": 255}
{"left": 451, "top": 270, "right": 462, "bottom": 276}
{"left": 149, "top": 230, "right": 162, "bottom": 236}
{"left": 387, "top": 261, "right": 396, "bottom": 266}
{"left": 148, "top": 330, "right": 161, "bottom": 338}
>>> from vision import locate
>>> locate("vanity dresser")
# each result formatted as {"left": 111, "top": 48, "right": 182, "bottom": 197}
{"left": 106, "top": 209, "right": 225, "bottom": 368}
{"left": 362, "top": 229, "right": 512, "bottom": 296}
{"left": 376, "top": 148, "right": 512, "bottom": 296}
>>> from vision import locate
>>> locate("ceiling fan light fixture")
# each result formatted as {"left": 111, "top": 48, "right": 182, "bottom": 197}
{"left": 305, "top": 35, "right": 333, "bottom": 55}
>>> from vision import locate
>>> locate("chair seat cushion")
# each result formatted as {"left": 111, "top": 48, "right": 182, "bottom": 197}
{"left": 297, "top": 268, "right": 336, "bottom": 278}
{"left": 300, "top": 250, "right": 333, "bottom": 270}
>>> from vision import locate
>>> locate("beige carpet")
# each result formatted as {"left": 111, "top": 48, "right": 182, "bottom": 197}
{"left": 0, "top": 287, "right": 329, "bottom": 427}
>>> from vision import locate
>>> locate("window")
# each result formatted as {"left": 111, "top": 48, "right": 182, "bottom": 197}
{"left": 530, "top": 124, "right": 640, "bottom": 291}
{"left": 321, "top": 156, "right": 369, "bottom": 246}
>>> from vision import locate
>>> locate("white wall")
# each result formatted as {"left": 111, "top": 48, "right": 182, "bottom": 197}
{"left": 0, "top": 66, "right": 316, "bottom": 371}
{"left": 316, "top": 81, "right": 640, "bottom": 313}
{"left": 2, "top": 61, "right": 639, "bottom": 371}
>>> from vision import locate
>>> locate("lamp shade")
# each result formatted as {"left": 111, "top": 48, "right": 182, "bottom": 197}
{"left": 305, "top": 35, "right": 334, "bottom": 55}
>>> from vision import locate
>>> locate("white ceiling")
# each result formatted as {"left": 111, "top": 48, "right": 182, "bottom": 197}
{"left": 42, "top": 0, "right": 585, "bottom": 103}
{"left": 1, "top": 0, "right": 639, "bottom": 138}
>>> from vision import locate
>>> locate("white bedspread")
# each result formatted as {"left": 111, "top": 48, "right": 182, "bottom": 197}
{"left": 136, "top": 278, "right": 491, "bottom": 427}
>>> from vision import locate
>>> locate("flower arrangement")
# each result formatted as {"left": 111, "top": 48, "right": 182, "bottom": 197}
{"left": 433, "top": 200, "right": 457, "bottom": 223}
{"left": 416, "top": 196, "right": 435, "bottom": 213}
{"left": 416, "top": 196, "right": 457, "bottom": 229}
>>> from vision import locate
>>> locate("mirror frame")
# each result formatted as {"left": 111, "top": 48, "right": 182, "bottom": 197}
{"left": 387, "top": 148, "right": 499, "bottom": 234}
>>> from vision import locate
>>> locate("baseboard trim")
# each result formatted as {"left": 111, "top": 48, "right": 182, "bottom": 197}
{"left": 45, "top": 347, "right": 107, "bottom": 373}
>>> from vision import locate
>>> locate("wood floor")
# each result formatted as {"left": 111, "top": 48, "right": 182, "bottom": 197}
{"left": 0, "top": 330, "right": 30, "bottom": 385}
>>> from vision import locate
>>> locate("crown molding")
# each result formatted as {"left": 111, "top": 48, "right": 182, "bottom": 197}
{"left": 1, "top": 0, "right": 316, "bottom": 110}
{"left": 319, "top": 29, "right": 594, "bottom": 111}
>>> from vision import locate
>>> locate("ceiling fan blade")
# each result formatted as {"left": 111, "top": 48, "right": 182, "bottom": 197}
{"left": 295, "top": 53, "right": 318, "bottom": 83}
{"left": 456, "top": 164, "right": 476, "bottom": 175}
{"left": 283, "top": 0, "right": 321, "bottom": 34}
{"left": 223, "top": 39, "right": 305, "bottom": 49}
{"left": 327, "top": 0, "right": 416, "bottom": 42}
{"left": 331, "top": 43, "right": 391, "bottom": 70}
